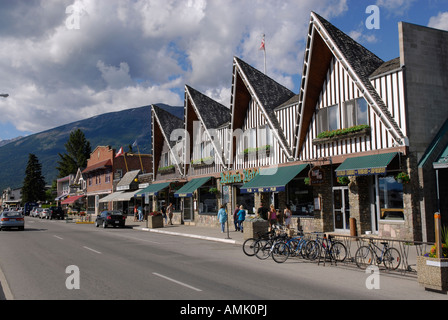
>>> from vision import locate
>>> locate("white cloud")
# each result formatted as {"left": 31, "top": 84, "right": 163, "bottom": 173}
{"left": 0, "top": 0, "right": 350, "bottom": 135}
{"left": 428, "top": 12, "right": 448, "bottom": 31}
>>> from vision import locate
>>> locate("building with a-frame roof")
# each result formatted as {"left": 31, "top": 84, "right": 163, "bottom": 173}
{"left": 148, "top": 12, "right": 448, "bottom": 241}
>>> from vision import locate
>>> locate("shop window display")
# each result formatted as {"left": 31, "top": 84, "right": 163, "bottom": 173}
{"left": 287, "top": 178, "right": 314, "bottom": 216}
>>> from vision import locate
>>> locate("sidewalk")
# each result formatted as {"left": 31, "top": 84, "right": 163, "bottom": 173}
{"left": 126, "top": 219, "right": 245, "bottom": 245}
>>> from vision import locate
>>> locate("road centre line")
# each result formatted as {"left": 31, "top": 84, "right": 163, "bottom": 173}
{"left": 53, "top": 235, "right": 64, "bottom": 240}
{"left": 83, "top": 246, "right": 102, "bottom": 254}
{"left": 152, "top": 272, "right": 202, "bottom": 292}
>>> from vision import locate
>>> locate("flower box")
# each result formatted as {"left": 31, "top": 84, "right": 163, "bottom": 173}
{"left": 148, "top": 214, "right": 163, "bottom": 229}
{"left": 417, "top": 256, "right": 448, "bottom": 293}
{"left": 242, "top": 219, "right": 269, "bottom": 240}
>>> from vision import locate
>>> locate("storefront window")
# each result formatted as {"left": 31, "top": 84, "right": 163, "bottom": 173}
{"left": 287, "top": 178, "right": 314, "bottom": 216}
{"left": 235, "top": 184, "right": 255, "bottom": 214}
{"left": 198, "top": 186, "right": 218, "bottom": 214}
{"left": 378, "top": 175, "right": 404, "bottom": 220}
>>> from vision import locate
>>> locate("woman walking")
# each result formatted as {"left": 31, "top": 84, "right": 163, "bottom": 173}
{"left": 217, "top": 204, "right": 228, "bottom": 233}
{"left": 237, "top": 205, "right": 246, "bottom": 233}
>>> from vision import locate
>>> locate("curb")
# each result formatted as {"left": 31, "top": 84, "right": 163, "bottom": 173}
{"left": 133, "top": 227, "right": 241, "bottom": 245}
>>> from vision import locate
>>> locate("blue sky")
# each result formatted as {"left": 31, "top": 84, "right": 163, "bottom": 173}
{"left": 0, "top": 0, "right": 446, "bottom": 141}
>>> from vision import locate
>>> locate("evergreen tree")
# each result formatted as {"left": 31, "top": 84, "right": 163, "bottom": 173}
{"left": 56, "top": 129, "right": 91, "bottom": 178}
{"left": 22, "top": 153, "right": 46, "bottom": 203}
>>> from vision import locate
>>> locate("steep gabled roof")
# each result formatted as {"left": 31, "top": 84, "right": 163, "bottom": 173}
{"left": 184, "top": 85, "right": 231, "bottom": 169}
{"left": 294, "top": 12, "right": 406, "bottom": 158}
{"left": 185, "top": 85, "right": 230, "bottom": 129}
{"left": 151, "top": 104, "right": 184, "bottom": 177}
{"left": 231, "top": 57, "right": 296, "bottom": 160}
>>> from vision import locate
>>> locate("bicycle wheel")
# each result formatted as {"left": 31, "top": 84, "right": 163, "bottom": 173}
{"left": 242, "top": 238, "right": 258, "bottom": 256}
{"left": 305, "top": 240, "right": 320, "bottom": 260}
{"left": 287, "top": 238, "right": 300, "bottom": 257}
{"left": 255, "top": 239, "right": 272, "bottom": 260}
{"left": 355, "top": 246, "right": 373, "bottom": 269}
{"left": 383, "top": 247, "right": 401, "bottom": 270}
{"left": 330, "top": 241, "right": 347, "bottom": 262}
{"left": 272, "top": 242, "right": 290, "bottom": 263}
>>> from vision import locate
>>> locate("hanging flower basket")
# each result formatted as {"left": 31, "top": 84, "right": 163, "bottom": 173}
{"left": 337, "top": 176, "right": 350, "bottom": 185}
{"left": 396, "top": 172, "right": 410, "bottom": 184}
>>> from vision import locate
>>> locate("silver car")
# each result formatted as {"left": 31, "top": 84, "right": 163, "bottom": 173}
{"left": 0, "top": 211, "right": 25, "bottom": 231}
{"left": 39, "top": 208, "right": 50, "bottom": 219}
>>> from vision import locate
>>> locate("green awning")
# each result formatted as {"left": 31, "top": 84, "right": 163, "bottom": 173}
{"left": 336, "top": 152, "right": 398, "bottom": 177}
{"left": 240, "top": 164, "right": 308, "bottom": 193}
{"left": 433, "top": 143, "right": 448, "bottom": 169}
{"left": 174, "top": 177, "right": 211, "bottom": 198}
{"left": 135, "top": 182, "right": 171, "bottom": 197}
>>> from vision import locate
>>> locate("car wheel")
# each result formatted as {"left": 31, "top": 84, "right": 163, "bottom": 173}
{"left": 102, "top": 221, "right": 107, "bottom": 228}
{"left": 95, "top": 221, "right": 99, "bottom": 227}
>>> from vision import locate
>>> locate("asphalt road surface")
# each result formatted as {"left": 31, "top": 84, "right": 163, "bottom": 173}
{"left": 0, "top": 217, "right": 446, "bottom": 302}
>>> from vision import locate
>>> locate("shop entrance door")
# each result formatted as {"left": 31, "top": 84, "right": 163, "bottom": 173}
{"left": 333, "top": 187, "right": 350, "bottom": 231}
{"left": 182, "top": 198, "right": 193, "bottom": 221}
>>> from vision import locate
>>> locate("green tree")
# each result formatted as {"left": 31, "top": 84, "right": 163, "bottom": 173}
{"left": 56, "top": 129, "right": 91, "bottom": 178}
{"left": 22, "top": 153, "right": 46, "bottom": 203}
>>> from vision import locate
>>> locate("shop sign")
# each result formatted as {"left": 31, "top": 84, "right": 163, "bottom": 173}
{"left": 242, "top": 186, "right": 285, "bottom": 193}
{"left": 336, "top": 167, "right": 386, "bottom": 177}
{"left": 309, "top": 166, "right": 325, "bottom": 185}
{"left": 220, "top": 168, "right": 259, "bottom": 185}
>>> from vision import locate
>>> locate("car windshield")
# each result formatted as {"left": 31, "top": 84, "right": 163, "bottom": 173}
{"left": 4, "top": 212, "right": 21, "bottom": 217}
{"left": 109, "top": 211, "right": 122, "bottom": 216}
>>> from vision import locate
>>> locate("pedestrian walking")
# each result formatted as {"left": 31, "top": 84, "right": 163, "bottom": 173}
{"left": 233, "top": 204, "right": 240, "bottom": 231}
{"left": 284, "top": 205, "right": 292, "bottom": 229}
{"left": 161, "top": 204, "right": 167, "bottom": 225}
{"left": 138, "top": 206, "right": 143, "bottom": 221}
{"left": 167, "top": 203, "right": 173, "bottom": 225}
{"left": 269, "top": 204, "right": 277, "bottom": 230}
{"left": 257, "top": 203, "right": 268, "bottom": 220}
{"left": 237, "top": 205, "right": 246, "bottom": 233}
{"left": 217, "top": 204, "right": 228, "bottom": 233}
{"left": 133, "top": 205, "right": 138, "bottom": 222}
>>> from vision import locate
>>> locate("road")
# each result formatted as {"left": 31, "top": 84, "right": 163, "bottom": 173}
{"left": 0, "top": 216, "right": 446, "bottom": 303}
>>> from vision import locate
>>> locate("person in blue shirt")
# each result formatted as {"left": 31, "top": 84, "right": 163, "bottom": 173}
{"left": 237, "top": 205, "right": 246, "bottom": 233}
{"left": 217, "top": 204, "right": 228, "bottom": 233}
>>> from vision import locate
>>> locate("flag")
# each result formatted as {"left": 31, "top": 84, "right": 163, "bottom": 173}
{"left": 259, "top": 34, "right": 265, "bottom": 51}
{"left": 115, "top": 147, "right": 124, "bottom": 158}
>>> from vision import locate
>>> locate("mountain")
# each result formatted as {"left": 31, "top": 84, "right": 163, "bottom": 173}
{"left": 0, "top": 104, "right": 184, "bottom": 191}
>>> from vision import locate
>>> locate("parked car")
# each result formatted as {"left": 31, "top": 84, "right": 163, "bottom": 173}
{"left": 48, "top": 206, "right": 64, "bottom": 220}
{"left": 39, "top": 208, "right": 51, "bottom": 219}
{"left": 0, "top": 211, "right": 25, "bottom": 231}
{"left": 95, "top": 210, "right": 126, "bottom": 228}
{"left": 31, "top": 207, "right": 43, "bottom": 217}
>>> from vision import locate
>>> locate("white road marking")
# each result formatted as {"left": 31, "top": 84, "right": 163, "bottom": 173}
{"left": 83, "top": 246, "right": 102, "bottom": 254}
{"left": 53, "top": 235, "right": 64, "bottom": 240}
{"left": 152, "top": 272, "right": 202, "bottom": 292}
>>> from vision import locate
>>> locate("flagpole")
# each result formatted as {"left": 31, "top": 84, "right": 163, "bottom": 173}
{"left": 124, "top": 153, "right": 128, "bottom": 173}
{"left": 260, "top": 33, "right": 266, "bottom": 74}
{"left": 137, "top": 144, "right": 144, "bottom": 173}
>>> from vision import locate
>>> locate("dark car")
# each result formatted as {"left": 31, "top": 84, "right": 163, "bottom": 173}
{"left": 49, "top": 206, "right": 65, "bottom": 220}
{"left": 95, "top": 210, "right": 126, "bottom": 228}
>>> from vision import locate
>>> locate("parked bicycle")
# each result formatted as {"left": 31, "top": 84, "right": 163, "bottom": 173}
{"left": 254, "top": 225, "right": 289, "bottom": 261}
{"left": 305, "top": 233, "right": 347, "bottom": 263}
{"left": 242, "top": 229, "right": 276, "bottom": 257}
{"left": 354, "top": 239, "right": 401, "bottom": 270}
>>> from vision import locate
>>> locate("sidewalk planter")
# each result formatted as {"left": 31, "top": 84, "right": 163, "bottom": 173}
{"left": 243, "top": 219, "right": 269, "bottom": 240}
{"left": 417, "top": 256, "right": 448, "bottom": 293}
{"left": 148, "top": 214, "right": 163, "bottom": 229}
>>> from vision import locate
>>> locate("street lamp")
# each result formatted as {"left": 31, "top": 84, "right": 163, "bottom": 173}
{"left": 0, "top": 94, "right": 9, "bottom": 98}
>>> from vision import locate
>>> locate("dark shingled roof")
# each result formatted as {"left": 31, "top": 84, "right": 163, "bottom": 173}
{"left": 369, "top": 57, "right": 401, "bottom": 79}
{"left": 152, "top": 104, "right": 184, "bottom": 148}
{"left": 185, "top": 85, "right": 230, "bottom": 129}
{"left": 234, "top": 57, "right": 297, "bottom": 157}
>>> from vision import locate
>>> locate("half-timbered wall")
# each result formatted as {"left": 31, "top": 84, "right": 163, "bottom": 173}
{"left": 233, "top": 99, "right": 289, "bottom": 169}
{"left": 299, "top": 57, "right": 407, "bottom": 160}
{"left": 275, "top": 103, "right": 300, "bottom": 150}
